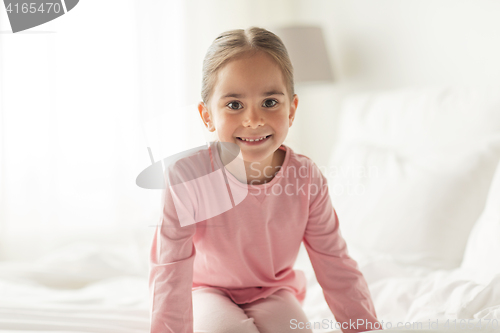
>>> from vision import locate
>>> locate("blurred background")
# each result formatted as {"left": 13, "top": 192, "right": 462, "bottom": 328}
{"left": 1, "top": 0, "right": 500, "bottom": 263}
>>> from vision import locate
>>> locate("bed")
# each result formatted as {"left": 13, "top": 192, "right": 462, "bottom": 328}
{"left": 1, "top": 86, "right": 499, "bottom": 333}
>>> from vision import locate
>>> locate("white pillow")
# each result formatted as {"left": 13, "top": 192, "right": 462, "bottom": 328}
{"left": 330, "top": 137, "right": 500, "bottom": 269}
{"left": 329, "top": 86, "right": 500, "bottom": 269}
{"left": 461, "top": 159, "right": 500, "bottom": 275}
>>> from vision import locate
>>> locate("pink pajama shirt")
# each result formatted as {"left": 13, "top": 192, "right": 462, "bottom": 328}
{"left": 149, "top": 143, "right": 381, "bottom": 333}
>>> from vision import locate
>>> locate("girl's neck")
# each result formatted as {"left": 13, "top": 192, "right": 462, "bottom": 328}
{"left": 218, "top": 145, "right": 285, "bottom": 185}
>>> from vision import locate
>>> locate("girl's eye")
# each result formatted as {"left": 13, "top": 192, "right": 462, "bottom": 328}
{"left": 227, "top": 101, "right": 243, "bottom": 110}
{"left": 263, "top": 99, "right": 278, "bottom": 108}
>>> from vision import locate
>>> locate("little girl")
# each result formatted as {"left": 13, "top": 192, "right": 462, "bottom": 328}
{"left": 149, "top": 27, "right": 382, "bottom": 333}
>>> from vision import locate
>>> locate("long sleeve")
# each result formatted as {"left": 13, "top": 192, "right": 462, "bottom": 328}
{"left": 303, "top": 168, "right": 382, "bottom": 333}
{"left": 149, "top": 184, "right": 197, "bottom": 333}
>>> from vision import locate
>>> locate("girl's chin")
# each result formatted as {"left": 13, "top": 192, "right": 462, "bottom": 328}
{"left": 239, "top": 151, "right": 274, "bottom": 163}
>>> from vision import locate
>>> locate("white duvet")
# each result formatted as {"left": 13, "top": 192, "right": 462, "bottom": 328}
{"left": 294, "top": 243, "right": 500, "bottom": 333}
{"left": 0, "top": 242, "right": 499, "bottom": 333}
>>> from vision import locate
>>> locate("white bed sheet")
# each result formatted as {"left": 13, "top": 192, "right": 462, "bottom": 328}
{"left": 0, "top": 243, "right": 499, "bottom": 333}
{"left": 294, "top": 243, "right": 500, "bottom": 333}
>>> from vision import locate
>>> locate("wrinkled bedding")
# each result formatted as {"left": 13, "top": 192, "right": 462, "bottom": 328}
{"left": 0, "top": 242, "right": 499, "bottom": 333}
{"left": 295, "top": 244, "right": 500, "bottom": 332}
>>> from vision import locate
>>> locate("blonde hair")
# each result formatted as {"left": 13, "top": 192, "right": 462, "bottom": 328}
{"left": 201, "top": 26, "right": 294, "bottom": 104}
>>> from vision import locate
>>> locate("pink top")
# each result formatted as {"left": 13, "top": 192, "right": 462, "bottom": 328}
{"left": 149, "top": 143, "right": 381, "bottom": 333}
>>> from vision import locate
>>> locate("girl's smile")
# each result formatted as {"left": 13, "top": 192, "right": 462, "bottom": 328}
{"left": 236, "top": 134, "right": 272, "bottom": 144}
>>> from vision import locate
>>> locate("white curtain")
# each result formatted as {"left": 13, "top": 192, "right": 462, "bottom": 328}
{"left": 0, "top": 0, "right": 300, "bottom": 263}
{"left": 0, "top": 0, "right": 199, "bottom": 262}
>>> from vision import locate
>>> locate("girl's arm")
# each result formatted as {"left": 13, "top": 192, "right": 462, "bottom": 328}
{"left": 149, "top": 184, "right": 197, "bottom": 333}
{"left": 303, "top": 165, "right": 382, "bottom": 333}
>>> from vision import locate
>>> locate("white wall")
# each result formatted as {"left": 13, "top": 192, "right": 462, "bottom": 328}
{"left": 293, "top": 0, "right": 500, "bottom": 168}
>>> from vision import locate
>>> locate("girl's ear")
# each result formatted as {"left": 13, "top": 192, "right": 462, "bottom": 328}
{"left": 198, "top": 102, "right": 215, "bottom": 132}
{"left": 288, "top": 94, "right": 299, "bottom": 127}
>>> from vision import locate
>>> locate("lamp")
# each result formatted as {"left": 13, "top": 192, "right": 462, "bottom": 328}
{"left": 270, "top": 25, "right": 334, "bottom": 84}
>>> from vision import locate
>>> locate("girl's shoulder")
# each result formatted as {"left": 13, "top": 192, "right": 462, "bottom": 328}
{"left": 283, "top": 145, "right": 327, "bottom": 183}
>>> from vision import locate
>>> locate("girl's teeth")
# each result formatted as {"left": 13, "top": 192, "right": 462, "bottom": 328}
{"left": 240, "top": 135, "right": 269, "bottom": 142}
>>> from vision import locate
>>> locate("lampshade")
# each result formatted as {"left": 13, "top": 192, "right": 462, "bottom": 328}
{"left": 270, "top": 25, "right": 334, "bottom": 84}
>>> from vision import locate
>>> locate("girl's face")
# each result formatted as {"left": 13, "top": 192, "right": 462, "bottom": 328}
{"left": 198, "top": 51, "right": 298, "bottom": 164}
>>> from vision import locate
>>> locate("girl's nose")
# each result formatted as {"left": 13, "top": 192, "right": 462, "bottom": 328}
{"left": 243, "top": 105, "right": 264, "bottom": 128}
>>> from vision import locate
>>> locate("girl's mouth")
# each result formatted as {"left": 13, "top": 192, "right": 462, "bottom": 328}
{"left": 236, "top": 134, "right": 272, "bottom": 145}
